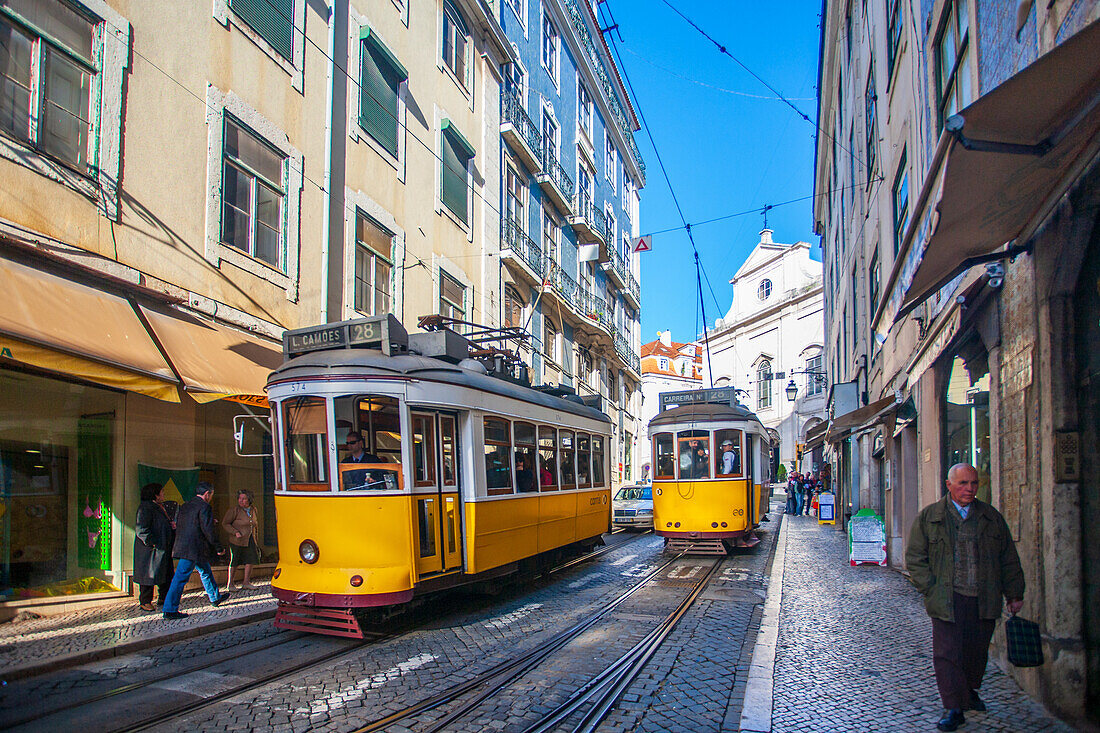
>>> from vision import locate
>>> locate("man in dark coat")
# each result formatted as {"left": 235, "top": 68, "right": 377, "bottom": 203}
{"left": 905, "top": 463, "right": 1025, "bottom": 731}
{"left": 162, "top": 482, "right": 230, "bottom": 619}
{"left": 133, "top": 483, "right": 175, "bottom": 611}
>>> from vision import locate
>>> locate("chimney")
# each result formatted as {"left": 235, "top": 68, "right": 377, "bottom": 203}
{"left": 759, "top": 228, "right": 774, "bottom": 245}
{"left": 659, "top": 330, "right": 672, "bottom": 347}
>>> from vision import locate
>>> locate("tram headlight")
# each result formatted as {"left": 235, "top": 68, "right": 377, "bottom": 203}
{"left": 299, "top": 539, "right": 320, "bottom": 564}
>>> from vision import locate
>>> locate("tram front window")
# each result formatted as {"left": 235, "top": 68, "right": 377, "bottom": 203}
{"left": 283, "top": 396, "right": 328, "bottom": 491}
{"left": 654, "top": 433, "right": 675, "bottom": 479}
{"left": 678, "top": 430, "right": 711, "bottom": 480}
{"left": 332, "top": 395, "right": 403, "bottom": 492}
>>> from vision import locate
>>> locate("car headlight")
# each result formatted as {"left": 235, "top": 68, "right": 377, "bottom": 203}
{"left": 299, "top": 539, "right": 319, "bottom": 564}
{"left": 637, "top": 508, "right": 653, "bottom": 515}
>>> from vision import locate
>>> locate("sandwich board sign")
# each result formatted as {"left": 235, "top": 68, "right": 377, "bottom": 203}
{"left": 817, "top": 491, "right": 836, "bottom": 525}
{"left": 848, "top": 509, "right": 887, "bottom": 565}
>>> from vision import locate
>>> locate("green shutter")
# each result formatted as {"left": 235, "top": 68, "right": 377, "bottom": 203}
{"left": 229, "top": 0, "right": 294, "bottom": 61}
{"left": 360, "top": 36, "right": 403, "bottom": 156}
{"left": 442, "top": 129, "right": 469, "bottom": 223}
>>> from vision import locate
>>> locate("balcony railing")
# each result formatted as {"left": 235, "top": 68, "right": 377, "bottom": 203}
{"left": 624, "top": 267, "right": 640, "bottom": 305}
{"left": 545, "top": 257, "right": 578, "bottom": 310}
{"left": 539, "top": 146, "right": 575, "bottom": 208}
{"left": 569, "top": 194, "right": 607, "bottom": 244}
{"left": 578, "top": 289, "right": 613, "bottom": 334}
{"left": 614, "top": 330, "right": 641, "bottom": 373}
{"left": 501, "top": 217, "right": 543, "bottom": 278}
{"left": 501, "top": 94, "right": 542, "bottom": 171}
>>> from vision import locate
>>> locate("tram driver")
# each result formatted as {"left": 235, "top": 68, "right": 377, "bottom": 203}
{"left": 341, "top": 431, "right": 388, "bottom": 491}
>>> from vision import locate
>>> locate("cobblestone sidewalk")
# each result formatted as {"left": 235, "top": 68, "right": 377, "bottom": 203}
{"left": 0, "top": 582, "right": 276, "bottom": 680}
{"left": 768, "top": 513, "right": 1070, "bottom": 732}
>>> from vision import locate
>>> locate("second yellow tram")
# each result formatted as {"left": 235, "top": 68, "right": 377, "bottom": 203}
{"left": 648, "top": 389, "right": 770, "bottom": 554}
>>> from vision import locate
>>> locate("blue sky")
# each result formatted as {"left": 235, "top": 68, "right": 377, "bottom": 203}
{"left": 602, "top": 0, "right": 824, "bottom": 345}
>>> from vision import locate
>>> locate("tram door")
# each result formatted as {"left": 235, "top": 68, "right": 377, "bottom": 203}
{"left": 745, "top": 434, "right": 756, "bottom": 526}
{"left": 411, "top": 411, "right": 462, "bottom": 576}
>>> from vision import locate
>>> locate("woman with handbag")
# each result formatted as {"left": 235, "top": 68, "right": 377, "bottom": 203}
{"left": 222, "top": 490, "right": 260, "bottom": 591}
{"left": 133, "top": 482, "right": 175, "bottom": 612}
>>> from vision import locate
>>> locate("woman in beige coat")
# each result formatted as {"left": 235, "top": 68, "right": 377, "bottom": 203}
{"left": 222, "top": 490, "right": 260, "bottom": 590}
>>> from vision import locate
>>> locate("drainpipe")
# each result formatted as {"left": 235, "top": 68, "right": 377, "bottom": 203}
{"left": 320, "top": 0, "right": 344, "bottom": 324}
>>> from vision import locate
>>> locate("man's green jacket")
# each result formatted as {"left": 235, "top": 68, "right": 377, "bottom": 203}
{"left": 905, "top": 496, "right": 1025, "bottom": 621}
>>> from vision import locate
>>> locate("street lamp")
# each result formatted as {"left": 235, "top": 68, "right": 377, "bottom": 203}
{"left": 784, "top": 370, "right": 828, "bottom": 402}
{"left": 785, "top": 379, "right": 798, "bottom": 402}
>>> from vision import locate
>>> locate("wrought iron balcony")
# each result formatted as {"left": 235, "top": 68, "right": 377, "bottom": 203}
{"left": 604, "top": 248, "right": 627, "bottom": 288}
{"left": 500, "top": 94, "right": 542, "bottom": 173}
{"left": 623, "top": 267, "right": 640, "bottom": 308}
{"left": 568, "top": 195, "right": 607, "bottom": 244}
{"left": 614, "top": 330, "right": 641, "bottom": 374}
{"left": 578, "top": 289, "right": 613, "bottom": 335}
{"left": 536, "top": 146, "right": 575, "bottom": 214}
{"left": 545, "top": 257, "right": 579, "bottom": 310}
{"left": 501, "top": 217, "right": 544, "bottom": 281}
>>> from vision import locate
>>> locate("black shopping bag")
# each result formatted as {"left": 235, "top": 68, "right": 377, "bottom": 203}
{"left": 1005, "top": 615, "right": 1044, "bottom": 667}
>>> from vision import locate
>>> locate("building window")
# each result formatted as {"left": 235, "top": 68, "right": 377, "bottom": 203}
{"left": 869, "top": 248, "right": 881, "bottom": 315}
{"left": 229, "top": 0, "right": 293, "bottom": 60}
{"left": 577, "top": 81, "right": 591, "bottom": 139}
{"left": 806, "top": 354, "right": 824, "bottom": 396}
{"left": 659, "top": 357, "right": 669, "bottom": 371}
{"left": 0, "top": 0, "right": 96, "bottom": 171}
{"left": 442, "top": 0, "right": 470, "bottom": 89}
{"left": 757, "top": 279, "right": 772, "bottom": 300}
{"left": 504, "top": 285, "right": 524, "bottom": 328}
{"left": 506, "top": 164, "right": 527, "bottom": 230}
{"left": 892, "top": 149, "right": 909, "bottom": 255}
{"left": 757, "top": 360, "right": 772, "bottom": 409}
{"left": 864, "top": 65, "right": 877, "bottom": 184}
{"left": 353, "top": 212, "right": 393, "bottom": 316}
{"left": 359, "top": 32, "right": 406, "bottom": 157}
{"left": 221, "top": 118, "right": 286, "bottom": 270}
{"left": 439, "top": 269, "right": 465, "bottom": 320}
{"left": 934, "top": 0, "right": 972, "bottom": 131}
{"left": 543, "top": 208, "right": 559, "bottom": 264}
{"left": 605, "top": 207, "right": 616, "bottom": 246}
{"left": 541, "top": 13, "right": 558, "bottom": 84}
{"left": 604, "top": 132, "right": 616, "bottom": 186}
{"left": 544, "top": 317, "right": 558, "bottom": 362}
{"left": 441, "top": 122, "right": 474, "bottom": 223}
{"left": 542, "top": 109, "right": 558, "bottom": 158}
{"left": 504, "top": 0, "right": 525, "bottom": 26}
{"left": 886, "top": 0, "right": 902, "bottom": 80}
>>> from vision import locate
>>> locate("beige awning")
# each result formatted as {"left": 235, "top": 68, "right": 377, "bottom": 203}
{"left": 804, "top": 420, "right": 829, "bottom": 450}
{"left": 890, "top": 18, "right": 1100, "bottom": 322}
{"left": 139, "top": 306, "right": 283, "bottom": 403}
{"left": 825, "top": 395, "right": 899, "bottom": 443}
{"left": 0, "top": 257, "right": 179, "bottom": 400}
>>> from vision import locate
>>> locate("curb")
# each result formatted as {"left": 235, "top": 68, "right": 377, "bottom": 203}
{"left": 738, "top": 507, "right": 787, "bottom": 733}
{"left": 1, "top": 606, "right": 276, "bottom": 681}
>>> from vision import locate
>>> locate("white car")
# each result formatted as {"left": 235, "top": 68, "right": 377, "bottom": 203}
{"left": 612, "top": 484, "right": 654, "bottom": 530}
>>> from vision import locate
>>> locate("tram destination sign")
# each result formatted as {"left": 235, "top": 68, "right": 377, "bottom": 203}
{"left": 283, "top": 315, "right": 409, "bottom": 357}
{"left": 660, "top": 387, "right": 740, "bottom": 410}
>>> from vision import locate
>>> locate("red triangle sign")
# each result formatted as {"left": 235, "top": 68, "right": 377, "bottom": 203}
{"left": 632, "top": 235, "right": 652, "bottom": 253}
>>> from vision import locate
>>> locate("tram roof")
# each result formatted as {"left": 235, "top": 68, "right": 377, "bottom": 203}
{"left": 270, "top": 350, "right": 612, "bottom": 424}
{"left": 648, "top": 402, "right": 764, "bottom": 429}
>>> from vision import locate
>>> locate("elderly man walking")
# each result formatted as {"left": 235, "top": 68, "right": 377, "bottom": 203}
{"left": 905, "top": 463, "right": 1025, "bottom": 731}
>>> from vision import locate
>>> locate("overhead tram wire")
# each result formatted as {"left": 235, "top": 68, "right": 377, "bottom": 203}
{"left": 604, "top": 27, "right": 717, "bottom": 384}
{"left": 657, "top": 0, "right": 876, "bottom": 173}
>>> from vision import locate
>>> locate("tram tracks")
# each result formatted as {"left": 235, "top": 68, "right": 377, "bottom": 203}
{"left": 5, "top": 531, "right": 654, "bottom": 732}
{"left": 350, "top": 554, "right": 722, "bottom": 733}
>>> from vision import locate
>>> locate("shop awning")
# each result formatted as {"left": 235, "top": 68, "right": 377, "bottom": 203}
{"left": 0, "top": 257, "right": 180, "bottom": 401}
{"left": 804, "top": 420, "right": 829, "bottom": 451}
{"left": 880, "top": 18, "right": 1100, "bottom": 327}
{"left": 139, "top": 306, "right": 283, "bottom": 404}
{"left": 825, "top": 394, "right": 900, "bottom": 443}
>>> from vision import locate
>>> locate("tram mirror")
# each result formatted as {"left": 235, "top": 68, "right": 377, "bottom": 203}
{"left": 234, "top": 415, "right": 273, "bottom": 457}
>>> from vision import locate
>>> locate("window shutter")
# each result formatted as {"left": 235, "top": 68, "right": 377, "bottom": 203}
{"left": 441, "top": 129, "right": 469, "bottom": 223}
{"left": 229, "top": 0, "right": 294, "bottom": 61}
{"left": 360, "top": 38, "right": 402, "bottom": 155}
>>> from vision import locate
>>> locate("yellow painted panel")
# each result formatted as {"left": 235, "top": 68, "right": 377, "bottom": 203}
{"left": 537, "top": 491, "right": 578, "bottom": 552}
{"left": 464, "top": 495, "right": 540, "bottom": 574}
{"left": 575, "top": 488, "right": 611, "bottom": 540}
{"left": 273, "top": 494, "right": 415, "bottom": 596}
{"left": 653, "top": 479, "right": 752, "bottom": 533}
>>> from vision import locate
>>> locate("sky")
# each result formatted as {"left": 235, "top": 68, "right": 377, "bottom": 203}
{"left": 601, "top": 0, "right": 824, "bottom": 345}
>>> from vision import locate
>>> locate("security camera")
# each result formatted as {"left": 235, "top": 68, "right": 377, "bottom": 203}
{"left": 986, "top": 262, "right": 1005, "bottom": 289}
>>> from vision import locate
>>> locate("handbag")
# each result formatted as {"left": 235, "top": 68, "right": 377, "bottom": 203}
{"left": 1005, "top": 614, "right": 1044, "bottom": 667}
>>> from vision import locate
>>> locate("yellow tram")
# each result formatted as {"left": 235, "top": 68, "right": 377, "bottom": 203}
{"left": 648, "top": 388, "right": 770, "bottom": 554}
{"left": 266, "top": 316, "right": 612, "bottom": 637}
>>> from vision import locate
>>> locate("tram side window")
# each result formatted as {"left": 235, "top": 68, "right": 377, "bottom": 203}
{"left": 514, "top": 422, "right": 538, "bottom": 493}
{"left": 559, "top": 430, "right": 577, "bottom": 490}
{"left": 538, "top": 426, "right": 558, "bottom": 490}
{"left": 591, "top": 435, "right": 605, "bottom": 487}
{"left": 654, "top": 433, "right": 675, "bottom": 479}
{"left": 282, "top": 396, "right": 329, "bottom": 491}
{"left": 714, "top": 429, "right": 743, "bottom": 477}
{"left": 413, "top": 413, "right": 436, "bottom": 486}
{"left": 440, "top": 415, "right": 457, "bottom": 486}
{"left": 484, "top": 417, "right": 513, "bottom": 496}
{"left": 677, "top": 430, "right": 711, "bottom": 480}
{"left": 576, "top": 433, "right": 591, "bottom": 488}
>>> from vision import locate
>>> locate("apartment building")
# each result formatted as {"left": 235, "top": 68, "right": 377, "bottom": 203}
{"left": 815, "top": 0, "right": 1100, "bottom": 721}
{"left": 497, "top": 0, "right": 646, "bottom": 486}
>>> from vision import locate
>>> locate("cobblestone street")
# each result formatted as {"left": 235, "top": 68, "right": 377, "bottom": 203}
{"left": 767, "top": 510, "right": 1071, "bottom": 732}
